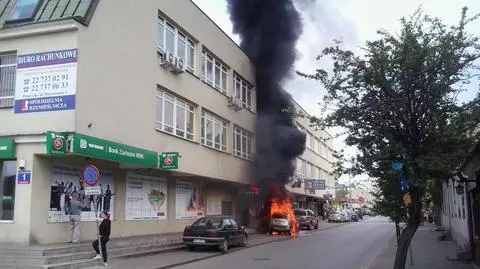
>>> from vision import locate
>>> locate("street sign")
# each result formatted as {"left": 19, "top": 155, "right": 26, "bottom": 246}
{"left": 84, "top": 186, "right": 102, "bottom": 195}
{"left": 312, "top": 180, "right": 326, "bottom": 190}
{"left": 392, "top": 161, "right": 402, "bottom": 171}
{"left": 403, "top": 194, "right": 412, "bottom": 205}
{"left": 82, "top": 165, "right": 100, "bottom": 186}
{"left": 0, "top": 138, "right": 15, "bottom": 159}
{"left": 46, "top": 131, "right": 68, "bottom": 155}
{"left": 17, "top": 170, "right": 31, "bottom": 184}
{"left": 160, "top": 152, "right": 179, "bottom": 169}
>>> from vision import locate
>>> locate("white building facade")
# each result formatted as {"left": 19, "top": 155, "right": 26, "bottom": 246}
{"left": 0, "top": 0, "right": 257, "bottom": 244}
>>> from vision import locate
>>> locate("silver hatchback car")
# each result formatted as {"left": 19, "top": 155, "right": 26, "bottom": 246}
{"left": 269, "top": 213, "right": 291, "bottom": 235}
{"left": 328, "top": 211, "right": 347, "bottom": 222}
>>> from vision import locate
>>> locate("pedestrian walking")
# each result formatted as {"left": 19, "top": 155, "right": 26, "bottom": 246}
{"left": 67, "top": 193, "right": 82, "bottom": 243}
{"left": 92, "top": 210, "right": 111, "bottom": 266}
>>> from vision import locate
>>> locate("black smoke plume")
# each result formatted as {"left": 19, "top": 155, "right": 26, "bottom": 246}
{"left": 227, "top": 0, "right": 306, "bottom": 198}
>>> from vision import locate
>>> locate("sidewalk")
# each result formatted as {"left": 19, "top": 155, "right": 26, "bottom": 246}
{"left": 86, "top": 221, "right": 344, "bottom": 269}
{"left": 369, "top": 224, "right": 475, "bottom": 269}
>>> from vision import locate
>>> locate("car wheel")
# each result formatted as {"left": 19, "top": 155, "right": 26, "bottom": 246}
{"left": 328, "top": 220, "right": 331, "bottom": 223}
{"left": 308, "top": 223, "right": 313, "bottom": 230}
{"left": 219, "top": 239, "right": 228, "bottom": 253}
{"left": 315, "top": 222, "right": 319, "bottom": 229}
{"left": 241, "top": 233, "right": 247, "bottom": 247}
{"left": 187, "top": 245, "right": 195, "bottom": 251}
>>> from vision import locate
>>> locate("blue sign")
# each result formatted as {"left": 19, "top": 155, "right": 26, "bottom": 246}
{"left": 398, "top": 169, "right": 408, "bottom": 192}
{"left": 17, "top": 171, "right": 31, "bottom": 185}
{"left": 312, "top": 180, "right": 326, "bottom": 190}
{"left": 82, "top": 165, "right": 100, "bottom": 186}
{"left": 392, "top": 161, "right": 402, "bottom": 171}
{"left": 14, "top": 96, "right": 76, "bottom": 114}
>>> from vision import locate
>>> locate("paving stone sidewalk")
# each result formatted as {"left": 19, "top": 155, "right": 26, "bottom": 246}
{"left": 369, "top": 224, "right": 475, "bottom": 269}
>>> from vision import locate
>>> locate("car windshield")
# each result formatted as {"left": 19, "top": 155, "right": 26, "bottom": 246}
{"left": 272, "top": 213, "right": 287, "bottom": 219}
{"left": 294, "top": 210, "right": 306, "bottom": 216}
{"left": 192, "top": 217, "right": 222, "bottom": 229}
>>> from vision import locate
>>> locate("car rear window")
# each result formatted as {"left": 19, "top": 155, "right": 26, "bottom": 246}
{"left": 192, "top": 217, "right": 222, "bottom": 229}
{"left": 272, "top": 213, "right": 287, "bottom": 219}
{"left": 294, "top": 210, "right": 306, "bottom": 216}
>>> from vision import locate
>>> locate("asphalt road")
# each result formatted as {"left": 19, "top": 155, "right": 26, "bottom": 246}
{"left": 171, "top": 217, "right": 395, "bottom": 269}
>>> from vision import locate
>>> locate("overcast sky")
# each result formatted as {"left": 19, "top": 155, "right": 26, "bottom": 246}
{"left": 192, "top": 0, "right": 480, "bottom": 185}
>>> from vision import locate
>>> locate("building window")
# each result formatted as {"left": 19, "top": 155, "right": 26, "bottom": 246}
{"left": 201, "top": 110, "right": 227, "bottom": 152}
{"left": 156, "top": 90, "right": 195, "bottom": 140}
{"left": 296, "top": 158, "right": 306, "bottom": 178}
{"left": 0, "top": 160, "right": 16, "bottom": 221}
{"left": 309, "top": 163, "right": 315, "bottom": 179}
{"left": 309, "top": 133, "right": 315, "bottom": 150}
{"left": 305, "top": 133, "right": 311, "bottom": 149}
{"left": 234, "top": 75, "right": 254, "bottom": 111}
{"left": 201, "top": 51, "right": 228, "bottom": 93}
{"left": 233, "top": 126, "right": 253, "bottom": 160}
{"left": 0, "top": 53, "right": 16, "bottom": 108}
{"left": 6, "top": 0, "right": 42, "bottom": 23}
{"left": 157, "top": 18, "right": 195, "bottom": 72}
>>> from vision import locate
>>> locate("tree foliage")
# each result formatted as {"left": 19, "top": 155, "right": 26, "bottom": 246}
{"left": 298, "top": 7, "right": 480, "bottom": 269}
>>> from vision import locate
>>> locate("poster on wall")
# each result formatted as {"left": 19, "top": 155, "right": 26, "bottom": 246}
{"left": 48, "top": 164, "right": 115, "bottom": 223}
{"left": 125, "top": 173, "right": 167, "bottom": 220}
{"left": 14, "top": 49, "right": 78, "bottom": 114}
{"left": 175, "top": 180, "right": 205, "bottom": 219}
{"left": 206, "top": 193, "right": 221, "bottom": 216}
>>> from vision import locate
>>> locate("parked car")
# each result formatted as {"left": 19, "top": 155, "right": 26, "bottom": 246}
{"left": 350, "top": 211, "right": 359, "bottom": 222}
{"left": 269, "top": 213, "right": 291, "bottom": 235}
{"left": 295, "top": 208, "right": 319, "bottom": 230}
{"left": 353, "top": 209, "right": 363, "bottom": 220}
{"left": 182, "top": 216, "right": 248, "bottom": 253}
{"left": 328, "top": 211, "right": 348, "bottom": 222}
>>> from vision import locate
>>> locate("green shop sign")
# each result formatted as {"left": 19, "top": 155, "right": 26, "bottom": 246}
{"left": 160, "top": 152, "right": 179, "bottom": 169}
{"left": 46, "top": 131, "right": 68, "bottom": 155}
{"left": 71, "top": 133, "right": 158, "bottom": 168}
{"left": 0, "top": 138, "right": 15, "bottom": 159}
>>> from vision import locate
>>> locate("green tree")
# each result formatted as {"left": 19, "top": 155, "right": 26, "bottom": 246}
{"left": 298, "top": 8, "right": 480, "bottom": 269}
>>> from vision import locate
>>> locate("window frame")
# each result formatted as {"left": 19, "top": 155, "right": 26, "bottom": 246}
{"left": 6, "top": 0, "right": 43, "bottom": 23}
{"left": 233, "top": 125, "right": 253, "bottom": 160}
{"left": 0, "top": 160, "right": 17, "bottom": 221}
{"left": 155, "top": 90, "right": 195, "bottom": 141}
{"left": 201, "top": 50, "right": 228, "bottom": 94}
{"left": 0, "top": 53, "right": 17, "bottom": 108}
{"left": 201, "top": 110, "right": 228, "bottom": 152}
{"left": 157, "top": 17, "right": 195, "bottom": 72}
{"left": 233, "top": 74, "right": 254, "bottom": 111}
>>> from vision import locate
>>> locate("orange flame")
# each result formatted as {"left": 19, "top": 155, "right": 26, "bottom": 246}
{"left": 270, "top": 196, "right": 298, "bottom": 238}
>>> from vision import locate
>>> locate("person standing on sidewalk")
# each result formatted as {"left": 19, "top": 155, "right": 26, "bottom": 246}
{"left": 67, "top": 193, "right": 82, "bottom": 243}
{"left": 92, "top": 210, "right": 111, "bottom": 266}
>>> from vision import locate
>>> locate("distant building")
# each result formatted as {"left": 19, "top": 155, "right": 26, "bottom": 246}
{"left": 441, "top": 142, "right": 480, "bottom": 265}
{"left": 286, "top": 100, "right": 335, "bottom": 217}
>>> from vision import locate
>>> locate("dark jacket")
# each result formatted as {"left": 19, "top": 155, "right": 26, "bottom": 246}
{"left": 99, "top": 219, "right": 111, "bottom": 239}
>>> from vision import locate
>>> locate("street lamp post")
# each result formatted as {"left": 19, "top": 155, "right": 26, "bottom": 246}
{"left": 348, "top": 173, "right": 353, "bottom": 210}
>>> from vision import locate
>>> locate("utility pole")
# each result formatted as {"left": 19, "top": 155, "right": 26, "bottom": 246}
{"left": 348, "top": 173, "right": 353, "bottom": 210}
